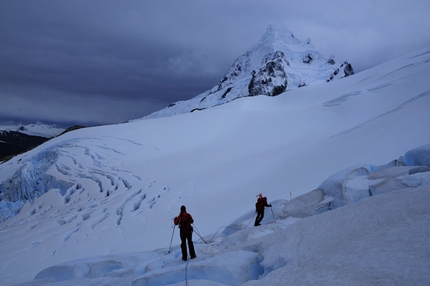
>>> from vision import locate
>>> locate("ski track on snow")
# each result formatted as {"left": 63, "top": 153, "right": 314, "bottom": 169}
{"left": 331, "top": 89, "right": 430, "bottom": 138}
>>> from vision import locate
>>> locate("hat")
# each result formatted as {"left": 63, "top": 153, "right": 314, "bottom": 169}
{"left": 257, "top": 193, "right": 263, "bottom": 198}
{"left": 180, "top": 205, "right": 186, "bottom": 212}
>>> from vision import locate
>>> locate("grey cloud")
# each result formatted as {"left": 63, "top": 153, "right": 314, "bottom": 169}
{"left": 1, "top": 0, "right": 429, "bottom": 126}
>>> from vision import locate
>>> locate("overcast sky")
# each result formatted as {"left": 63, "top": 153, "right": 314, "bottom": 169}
{"left": 1, "top": 1, "right": 429, "bottom": 127}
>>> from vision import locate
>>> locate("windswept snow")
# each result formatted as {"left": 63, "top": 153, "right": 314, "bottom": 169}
{"left": 0, "top": 46, "right": 430, "bottom": 285}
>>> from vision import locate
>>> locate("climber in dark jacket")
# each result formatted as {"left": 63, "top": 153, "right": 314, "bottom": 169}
{"left": 254, "top": 193, "right": 271, "bottom": 226}
{"left": 174, "top": 205, "right": 196, "bottom": 261}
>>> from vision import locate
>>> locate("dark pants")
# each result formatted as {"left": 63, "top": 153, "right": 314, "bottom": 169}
{"left": 180, "top": 232, "right": 196, "bottom": 260}
{"left": 254, "top": 209, "right": 265, "bottom": 226}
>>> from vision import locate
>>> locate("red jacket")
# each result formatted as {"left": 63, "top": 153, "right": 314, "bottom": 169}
{"left": 174, "top": 211, "right": 194, "bottom": 235}
{"left": 255, "top": 197, "right": 269, "bottom": 211}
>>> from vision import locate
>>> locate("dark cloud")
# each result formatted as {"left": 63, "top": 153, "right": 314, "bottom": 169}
{"left": 1, "top": 0, "right": 429, "bottom": 127}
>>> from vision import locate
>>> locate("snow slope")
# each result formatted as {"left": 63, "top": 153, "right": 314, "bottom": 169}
{"left": 0, "top": 46, "right": 430, "bottom": 285}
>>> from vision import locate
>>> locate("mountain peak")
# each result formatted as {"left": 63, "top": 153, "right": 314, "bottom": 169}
{"left": 145, "top": 24, "right": 354, "bottom": 119}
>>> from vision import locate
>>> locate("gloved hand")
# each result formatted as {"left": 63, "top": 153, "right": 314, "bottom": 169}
{"left": 268, "top": 204, "right": 272, "bottom": 207}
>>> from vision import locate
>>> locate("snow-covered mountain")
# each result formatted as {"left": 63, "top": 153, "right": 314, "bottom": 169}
{"left": 146, "top": 24, "right": 354, "bottom": 119}
{"left": 0, "top": 122, "right": 65, "bottom": 138}
{"left": 1, "top": 45, "right": 430, "bottom": 285}
{"left": 0, "top": 122, "right": 65, "bottom": 161}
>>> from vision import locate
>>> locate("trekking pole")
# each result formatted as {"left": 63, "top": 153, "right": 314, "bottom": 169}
{"left": 270, "top": 206, "right": 276, "bottom": 223}
{"left": 192, "top": 224, "right": 208, "bottom": 244}
{"left": 168, "top": 224, "right": 176, "bottom": 253}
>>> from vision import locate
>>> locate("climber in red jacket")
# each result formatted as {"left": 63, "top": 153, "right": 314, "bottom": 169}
{"left": 174, "top": 205, "right": 196, "bottom": 261}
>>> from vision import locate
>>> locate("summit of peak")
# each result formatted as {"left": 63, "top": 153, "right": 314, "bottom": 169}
{"left": 255, "top": 23, "right": 308, "bottom": 51}
{"left": 264, "top": 23, "right": 296, "bottom": 39}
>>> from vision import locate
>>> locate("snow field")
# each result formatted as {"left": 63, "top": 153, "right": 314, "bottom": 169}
{"left": 0, "top": 46, "right": 430, "bottom": 285}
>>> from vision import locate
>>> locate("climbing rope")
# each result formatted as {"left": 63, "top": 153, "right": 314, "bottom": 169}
{"left": 192, "top": 213, "right": 256, "bottom": 244}
{"left": 185, "top": 259, "right": 189, "bottom": 286}
{"left": 180, "top": 213, "right": 261, "bottom": 285}
{"left": 192, "top": 224, "right": 208, "bottom": 244}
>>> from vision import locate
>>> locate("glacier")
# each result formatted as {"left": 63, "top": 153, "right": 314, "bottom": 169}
{"left": 10, "top": 144, "right": 430, "bottom": 285}
{"left": 0, "top": 43, "right": 430, "bottom": 285}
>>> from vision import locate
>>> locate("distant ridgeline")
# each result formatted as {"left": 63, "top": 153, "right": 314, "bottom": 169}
{"left": 0, "top": 130, "right": 48, "bottom": 162}
{"left": 0, "top": 123, "right": 75, "bottom": 162}
{"left": 145, "top": 24, "right": 354, "bottom": 119}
